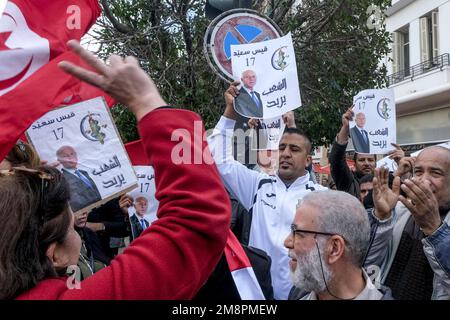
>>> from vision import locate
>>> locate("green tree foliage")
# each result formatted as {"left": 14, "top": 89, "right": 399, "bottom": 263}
{"left": 91, "top": 0, "right": 391, "bottom": 146}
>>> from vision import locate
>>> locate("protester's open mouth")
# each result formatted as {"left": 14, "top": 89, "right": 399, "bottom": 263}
{"left": 280, "top": 160, "right": 292, "bottom": 169}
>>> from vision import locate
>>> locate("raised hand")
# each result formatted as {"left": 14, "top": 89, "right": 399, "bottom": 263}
{"left": 281, "top": 111, "right": 296, "bottom": 128}
{"left": 399, "top": 178, "right": 441, "bottom": 235}
{"left": 394, "top": 156, "right": 416, "bottom": 179}
{"left": 59, "top": 40, "right": 167, "bottom": 121}
{"left": 388, "top": 143, "right": 405, "bottom": 164}
{"left": 119, "top": 194, "right": 134, "bottom": 215}
{"left": 223, "top": 80, "right": 240, "bottom": 119}
{"left": 248, "top": 118, "right": 259, "bottom": 129}
{"left": 373, "top": 167, "right": 401, "bottom": 220}
{"left": 336, "top": 106, "right": 354, "bottom": 144}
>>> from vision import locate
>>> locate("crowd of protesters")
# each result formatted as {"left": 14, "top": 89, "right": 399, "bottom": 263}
{"left": 0, "top": 40, "right": 449, "bottom": 300}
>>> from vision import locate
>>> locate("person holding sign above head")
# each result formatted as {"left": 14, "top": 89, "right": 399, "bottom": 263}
{"left": 234, "top": 70, "right": 264, "bottom": 118}
{"left": 130, "top": 196, "right": 150, "bottom": 240}
{"left": 208, "top": 82, "right": 326, "bottom": 300}
{"left": 350, "top": 112, "right": 370, "bottom": 154}
{"left": 56, "top": 145, "right": 102, "bottom": 213}
{"left": 329, "top": 108, "right": 377, "bottom": 201}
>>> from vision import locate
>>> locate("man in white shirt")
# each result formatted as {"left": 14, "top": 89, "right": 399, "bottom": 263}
{"left": 208, "top": 83, "right": 326, "bottom": 299}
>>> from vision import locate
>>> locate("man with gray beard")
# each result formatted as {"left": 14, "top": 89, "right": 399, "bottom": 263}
{"left": 284, "top": 190, "right": 393, "bottom": 300}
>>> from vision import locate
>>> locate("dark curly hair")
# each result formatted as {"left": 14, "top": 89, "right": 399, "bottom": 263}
{"left": 0, "top": 166, "right": 71, "bottom": 299}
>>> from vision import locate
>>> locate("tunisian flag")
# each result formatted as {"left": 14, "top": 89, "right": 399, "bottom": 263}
{"left": 0, "top": 0, "right": 113, "bottom": 161}
{"left": 224, "top": 231, "right": 265, "bottom": 300}
{"left": 125, "top": 139, "right": 265, "bottom": 300}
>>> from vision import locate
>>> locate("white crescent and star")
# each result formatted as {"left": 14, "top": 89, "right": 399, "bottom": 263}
{"left": 0, "top": 13, "right": 34, "bottom": 91}
{"left": 0, "top": 2, "right": 50, "bottom": 96}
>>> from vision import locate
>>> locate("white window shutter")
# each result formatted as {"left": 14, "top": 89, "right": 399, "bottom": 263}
{"left": 432, "top": 11, "right": 439, "bottom": 58}
{"left": 392, "top": 32, "right": 402, "bottom": 73}
{"left": 420, "top": 17, "right": 430, "bottom": 62}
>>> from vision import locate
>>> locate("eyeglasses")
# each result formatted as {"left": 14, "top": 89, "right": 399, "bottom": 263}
{"left": 290, "top": 224, "right": 334, "bottom": 237}
{"left": 290, "top": 224, "right": 347, "bottom": 242}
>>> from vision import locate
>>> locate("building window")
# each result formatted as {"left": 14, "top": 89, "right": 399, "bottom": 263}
{"left": 420, "top": 10, "right": 439, "bottom": 63}
{"left": 392, "top": 26, "right": 410, "bottom": 77}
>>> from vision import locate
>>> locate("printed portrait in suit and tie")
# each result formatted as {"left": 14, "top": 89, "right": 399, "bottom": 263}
{"left": 56, "top": 145, "right": 102, "bottom": 212}
{"left": 130, "top": 196, "right": 150, "bottom": 240}
{"left": 350, "top": 112, "right": 371, "bottom": 154}
{"left": 234, "top": 69, "right": 264, "bottom": 118}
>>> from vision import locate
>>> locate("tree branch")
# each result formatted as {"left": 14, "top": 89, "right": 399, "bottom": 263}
{"left": 100, "top": 0, "right": 133, "bottom": 34}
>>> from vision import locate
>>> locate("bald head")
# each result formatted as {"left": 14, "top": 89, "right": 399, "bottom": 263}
{"left": 56, "top": 146, "right": 78, "bottom": 169}
{"left": 418, "top": 146, "right": 450, "bottom": 164}
{"left": 241, "top": 70, "right": 257, "bottom": 91}
{"left": 355, "top": 112, "right": 366, "bottom": 129}
{"left": 414, "top": 146, "right": 450, "bottom": 213}
{"left": 134, "top": 196, "right": 149, "bottom": 217}
{"left": 298, "top": 190, "right": 370, "bottom": 266}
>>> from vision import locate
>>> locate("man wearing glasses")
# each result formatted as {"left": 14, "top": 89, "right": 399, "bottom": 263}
{"left": 285, "top": 190, "right": 392, "bottom": 300}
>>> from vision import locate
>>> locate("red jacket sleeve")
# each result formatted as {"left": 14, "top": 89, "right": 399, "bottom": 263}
{"left": 18, "top": 109, "right": 231, "bottom": 299}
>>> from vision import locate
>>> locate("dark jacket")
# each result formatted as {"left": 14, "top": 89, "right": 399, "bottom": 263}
{"left": 329, "top": 140, "right": 363, "bottom": 199}
{"left": 350, "top": 125, "right": 370, "bottom": 154}
{"left": 234, "top": 87, "right": 264, "bottom": 118}
{"left": 87, "top": 198, "right": 130, "bottom": 259}
{"left": 129, "top": 213, "right": 149, "bottom": 240}
{"left": 62, "top": 168, "right": 102, "bottom": 212}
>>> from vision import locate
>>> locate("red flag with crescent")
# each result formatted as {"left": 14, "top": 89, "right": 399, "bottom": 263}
{"left": 0, "top": 0, "right": 113, "bottom": 161}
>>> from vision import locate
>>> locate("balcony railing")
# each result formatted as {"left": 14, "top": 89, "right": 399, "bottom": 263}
{"left": 387, "top": 53, "right": 450, "bottom": 86}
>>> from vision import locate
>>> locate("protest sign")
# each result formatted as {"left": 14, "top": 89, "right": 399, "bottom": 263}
{"left": 350, "top": 89, "right": 396, "bottom": 154}
{"left": 127, "top": 166, "right": 159, "bottom": 240}
{"left": 251, "top": 116, "right": 286, "bottom": 150}
{"left": 26, "top": 97, "right": 137, "bottom": 214}
{"left": 231, "top": 32, "right": 301, "bottom": 119}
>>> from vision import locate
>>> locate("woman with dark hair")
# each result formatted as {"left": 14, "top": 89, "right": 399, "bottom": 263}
{"left": 0, "top": 140, "right": 41, "bottom": 170}
{"left": 0, "top": 41, "right": 230, "bottom": 300}
{"left": 0, "top": 167, "right": 76, "bottom": 299}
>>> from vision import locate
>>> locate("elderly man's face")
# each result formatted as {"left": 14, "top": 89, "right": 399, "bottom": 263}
{"left": 241, "top": 71, "right": 257, "bottom": 90}
{"left": 58, "top": 147, "right": 78, "bottom": 169}
{"left": 284, "top": 203, "right": 333, "bottom": 293}
{"left": 414, "top": 148, "right": 450, "bottom": 213}
{"left": 134, "top": 198, "right": 148, "bottom": 217}
{"left": 355, "top": 113, "right": 366, "bottom": 128}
